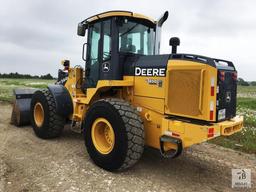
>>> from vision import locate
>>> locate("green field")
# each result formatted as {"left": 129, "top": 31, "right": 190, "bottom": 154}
{"left": 0, "top": 78, "right": 255, "bottom": 153}
{"left": 0, "top": 78, "right": 54, "bottom": 102}
{"left": 237, "top": 86, "right": 256, "bottom": 98}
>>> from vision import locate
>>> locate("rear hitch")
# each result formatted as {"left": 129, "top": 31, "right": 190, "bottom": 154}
{"left": 159, "top": 135, "right": 183, "bottom": 158}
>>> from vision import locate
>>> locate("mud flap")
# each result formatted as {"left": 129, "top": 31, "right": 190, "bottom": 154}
{"left": 11, "top": 88, "right": 37, "bottom": 126}
{"left": 47, "top": 85, "right": 73, "bottom": 118}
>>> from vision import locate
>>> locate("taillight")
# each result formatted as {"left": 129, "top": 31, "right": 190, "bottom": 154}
{"left": 232, "top": 72, "right": 237, "bottom": 80}
{"left": 219, "top": 71, "right": 225, "bottom": 81}
{"left": 210, "top": 77, "right": 215, "bottom": 96}
{"left": 208, "top": 128, "right": 214, "bottom": 138}
{"left": 209, "top": 101, "right": 214, "bottom": 120}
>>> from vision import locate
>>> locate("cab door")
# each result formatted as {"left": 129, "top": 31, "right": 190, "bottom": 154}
{"left": 85, "top": 19, "right": 112, "bottom": 88}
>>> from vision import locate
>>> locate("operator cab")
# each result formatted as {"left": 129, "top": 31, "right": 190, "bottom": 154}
{"left": 77, "top": 11, "right": 168, "bottom": 89}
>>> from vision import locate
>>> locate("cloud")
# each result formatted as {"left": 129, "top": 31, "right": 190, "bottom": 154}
{"left": 0, "top": 0, "right": 255, "bottom": 80}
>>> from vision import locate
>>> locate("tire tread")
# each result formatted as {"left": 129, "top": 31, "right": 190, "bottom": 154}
{"left": 33, "top": 89, "right": 65, "bottom": 138}
{"left": 103, "top": 98, "right": 144, "bottom": 170}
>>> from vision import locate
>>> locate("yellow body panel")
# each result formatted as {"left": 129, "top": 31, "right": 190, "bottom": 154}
{"left": 65, "top": 70, "right": 134, "bottom": 121}
{"left": 85, "top": 78, "right": 133, "bottom": 104}
{"left": 165, "top": 60, "right": 217, "bottom": 122}
{"left": 132, "top": 96, "right": 243, "bottom": 149}
{"left": 133, "top": 96, "right": 165, "bottom": 114}
{"left": 134, "top": 76, "right": 165, "bottom": 98}
{"left": 161, "top": 116, "right": 243, "bottom": 148}
{"left": 219, "top": 116, "right": 244, "bottom": 136}
{"left": 65, "top": 67, "right": 84, "bottom": 97}
{"left": 132, "top": 106, "right": 163, "bottom": 148}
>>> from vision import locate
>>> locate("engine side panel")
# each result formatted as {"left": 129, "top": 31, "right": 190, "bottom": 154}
{"left": 165, "top": 60, "right": 218, "bottom": 122}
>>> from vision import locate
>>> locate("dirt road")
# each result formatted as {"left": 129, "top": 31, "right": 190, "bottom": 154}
{"left": 0, "top": 102, "right": 255, "bottom": 192}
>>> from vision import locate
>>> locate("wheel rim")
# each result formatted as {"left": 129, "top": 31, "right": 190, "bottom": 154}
{"left": 34, "top": 102, "right": 44, "bottom": 127}
{"left": 91, "top": 118, "right": 115, "bottom": 154}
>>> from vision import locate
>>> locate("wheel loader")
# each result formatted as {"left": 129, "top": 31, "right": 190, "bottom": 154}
{"left": 11, "top": 10, "right": 244, "bottom": 171}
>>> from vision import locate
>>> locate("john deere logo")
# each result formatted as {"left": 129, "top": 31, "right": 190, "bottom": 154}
{"left": 135, "top": 67, "right": 166, "bottom": 77}
{"left": 102, "top": 62, "right": 110, "bottom": 72}
{"left": 226, "top": 92, "right": 231, "bottom": 103}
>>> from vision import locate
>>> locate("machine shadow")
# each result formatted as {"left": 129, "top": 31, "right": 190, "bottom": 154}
{"left": 58, "top": 125, "right": 84, "bottom": 141}
{"left": 134, "top": 146, "right": 227, "bottom": 184}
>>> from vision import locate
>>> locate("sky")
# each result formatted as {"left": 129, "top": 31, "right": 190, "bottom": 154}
{"left": 0, "top": 0, "right": 255, "bottom": 80}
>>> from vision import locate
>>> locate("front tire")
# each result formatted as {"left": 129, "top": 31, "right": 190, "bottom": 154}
{"left": 84, "top": 98, "right": 144, "bottom": 171}
{"left": 30, "top": 89, "right": 65, "bottom": 139}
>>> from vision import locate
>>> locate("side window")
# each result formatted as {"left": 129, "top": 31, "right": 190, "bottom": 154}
{"left": 102, "top": 20, "right": 111, "bottom": 61}
{"left": 89, "top": 23, "right": 101, "bottom": 66}
{"left": 87, "top": 22, "right": 101, "bottom": 87}
{"left": 144, "top": 28, "right": 154, "bottom": 55}
{"left": 127, "top": 33, "right": 140, "bottom": 53}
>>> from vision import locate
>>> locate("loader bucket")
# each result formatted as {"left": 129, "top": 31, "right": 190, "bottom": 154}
{"left": 11, "top": 88, "right": 37, "bottom": 127}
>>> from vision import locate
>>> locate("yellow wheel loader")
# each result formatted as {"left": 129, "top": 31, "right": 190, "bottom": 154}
{"left": 12, "top": 11, "right": 244, "bottom": 171}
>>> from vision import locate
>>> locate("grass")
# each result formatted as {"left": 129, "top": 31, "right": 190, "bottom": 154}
{"left": 237, "top": 85, "right": 256, "bottom": 98}
{"left": 212, "top": 105, "right": 256, "bottom": 154}
{"left": 237, "top": 85, "right": 256, "bottom": 93}
{"left": 0, "top": 78, "right": 54, "bottom": 102}
{"left": 237, "top": 97, "right": 256, "bottom": 111}
{"left": 210, "top": 127, "right": 256, "bottom": 154}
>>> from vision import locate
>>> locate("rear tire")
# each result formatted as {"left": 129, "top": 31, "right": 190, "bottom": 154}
{"left": 30, "top": 89, "right": 65, "bottom": 139}
{"left": 84, "top": 98, "right": 144, "bottom": 171}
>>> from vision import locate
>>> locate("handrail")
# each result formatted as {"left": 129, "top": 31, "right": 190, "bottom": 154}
{"left": 199, "top": 69, "right": 205, "bottom": 114}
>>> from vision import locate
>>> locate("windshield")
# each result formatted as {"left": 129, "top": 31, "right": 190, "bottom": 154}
{"left": 118, "top": 20, "right": 155, "bottom": 55}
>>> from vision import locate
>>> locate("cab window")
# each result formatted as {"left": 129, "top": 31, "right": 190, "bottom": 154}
{"left": 118, "top": 20, "right": 155, "bottom": 55}
{"left": 103, "top": 20, "right": 111, "bottom": 61}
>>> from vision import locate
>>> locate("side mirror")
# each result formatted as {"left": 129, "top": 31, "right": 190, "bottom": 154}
{"left": 77, "top": 23, "right": 87, "bottom": 36}
{"left": 169, "top": 37, "right": 180, "bottom": 54}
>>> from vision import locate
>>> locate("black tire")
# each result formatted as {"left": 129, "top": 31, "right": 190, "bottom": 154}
{"left": 30, "top": 89, "right": 65, "bottom": 139}
{"left": 84, "top": 98, "right": 144, "bottom": 171}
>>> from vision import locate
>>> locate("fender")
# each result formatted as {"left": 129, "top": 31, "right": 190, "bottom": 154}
{"left": 47, "top": 85, "right": 73, "bottom": 117}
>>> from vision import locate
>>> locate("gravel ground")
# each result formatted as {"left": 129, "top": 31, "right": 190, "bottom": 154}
{"left": 0, "top": 102, "right": 255, "bottom": 192}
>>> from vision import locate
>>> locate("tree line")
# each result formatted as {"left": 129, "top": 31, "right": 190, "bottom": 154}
{"left": 238, "top": 78, "right": 256, "bottom": 86}
{"left": 0, "top": 72, "right": 54, "bottom": 80}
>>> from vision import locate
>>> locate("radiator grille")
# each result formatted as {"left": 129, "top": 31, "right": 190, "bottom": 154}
{"left": 168, "top": 70, "right": 203, "bottom": 116}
